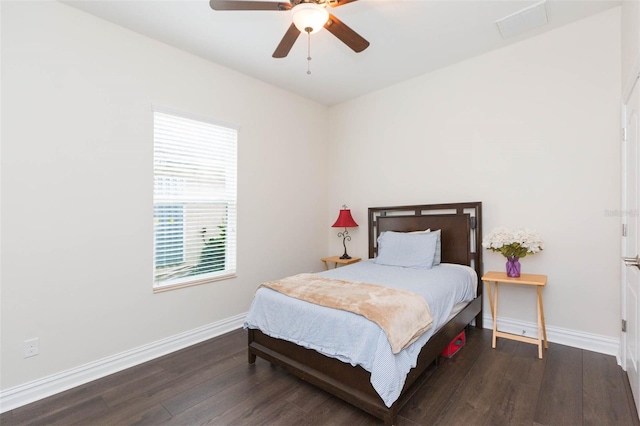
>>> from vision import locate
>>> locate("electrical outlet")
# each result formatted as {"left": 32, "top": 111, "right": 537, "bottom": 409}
{"left": 24, "top": 338, "right": 39, "bottom": 358}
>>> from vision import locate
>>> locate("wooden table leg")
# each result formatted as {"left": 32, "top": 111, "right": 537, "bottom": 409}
{"left": 538, "top": 286, "right": 548, "bottom": 349}
{"left": 492, "top": 283, "right": 499, "bottom": 349}
{"left": 537, "top": 290, "right": 543, "bottom": 359}
{"left": 322, "top": 261, "right": 329, "bottom": 271}
{"left": 487, "top": 281, "right": 495, "bottom": 320}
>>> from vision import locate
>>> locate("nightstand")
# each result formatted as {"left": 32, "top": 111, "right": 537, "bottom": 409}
{"left": 321, "top": 256, "right": 361, "bottom": 270}
{"left": 481, "top": 271, "right": 548, "bottom": 359}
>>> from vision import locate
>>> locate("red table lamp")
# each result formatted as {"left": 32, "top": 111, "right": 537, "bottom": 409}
{"left": 332, "top": 205, "right": 358, "bottom": 259}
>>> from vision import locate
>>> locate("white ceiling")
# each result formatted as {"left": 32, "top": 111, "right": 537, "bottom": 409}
{"left": 62, "top": 0, "right": 620, "bottom": 106}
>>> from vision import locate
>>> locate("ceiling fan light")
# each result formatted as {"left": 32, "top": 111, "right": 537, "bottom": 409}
{"left": 292, "top": 3, "right": 329, "bottom": 34}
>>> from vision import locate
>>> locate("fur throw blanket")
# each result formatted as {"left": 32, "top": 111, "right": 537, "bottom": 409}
{"left": 259, "top": 273, "right": 433, "bottom": 353}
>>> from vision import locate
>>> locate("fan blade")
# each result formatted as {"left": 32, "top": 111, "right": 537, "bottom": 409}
{"left": 327, "top": 0, "right": 358, "bottom": 8}
{"left": 273, "top": 23, "right": 300, "bottom": 58}
{"left": 209, "top": 0, "right": 291, "bottom": 11}
{"left": 324, "top": 14, "right": 369, "bottom": 53}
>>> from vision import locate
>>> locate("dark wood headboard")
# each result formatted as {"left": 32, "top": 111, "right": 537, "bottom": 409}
{"left": 368, "top": 202, "right": 483, "bottom": 282}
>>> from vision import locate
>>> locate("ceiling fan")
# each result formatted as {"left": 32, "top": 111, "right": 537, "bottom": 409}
{"left": 209, "top": 0, "right": 370, "bottom": 59}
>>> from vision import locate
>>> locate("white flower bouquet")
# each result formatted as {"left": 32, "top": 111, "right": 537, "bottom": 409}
{"left": 482, "top": 227, "right": 544, "bottom": 259}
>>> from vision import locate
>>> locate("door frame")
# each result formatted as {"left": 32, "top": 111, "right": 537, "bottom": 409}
{"left": 621, "top": 59, "right": 639, "bottom": 372}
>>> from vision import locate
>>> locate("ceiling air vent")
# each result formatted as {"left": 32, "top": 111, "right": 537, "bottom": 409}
{"left": 496, "top": 1, "right": 548, "bottom": 39}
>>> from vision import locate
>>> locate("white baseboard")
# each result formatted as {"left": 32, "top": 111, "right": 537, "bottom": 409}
{"left": 483, "top": 314, "right": 619, "bottom": 358}
{"left": 0, "top": 313, "right": 247, "bottom": 413}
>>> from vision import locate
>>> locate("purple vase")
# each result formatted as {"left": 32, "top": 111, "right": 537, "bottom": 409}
{"left": 506, "top": 256, "right": 521, "bottom": 278}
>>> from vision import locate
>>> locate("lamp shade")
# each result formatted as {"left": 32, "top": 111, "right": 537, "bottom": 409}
{"left": 332, "top": 209, "right": 358, "bottom": 228}
{"left": 292, "top": 3, "right": 329, "bottom": 34}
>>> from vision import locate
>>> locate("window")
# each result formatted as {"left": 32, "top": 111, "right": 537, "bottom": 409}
{"left": 153, "top": 109, "right": 237, "bottom": 290}
{"left": 154, "top": 204, "right": 185, "bottom": 267}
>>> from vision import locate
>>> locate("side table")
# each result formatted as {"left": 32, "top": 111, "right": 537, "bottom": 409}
{"left": 321, "top": 256, "right": 361, "bottom": 270}
{"left": 481, "top": 271, "right": 548, "bottom": 359}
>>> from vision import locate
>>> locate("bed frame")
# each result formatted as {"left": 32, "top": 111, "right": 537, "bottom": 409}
{"left": 248, "top": 202, "right": 483, "bottom": 425}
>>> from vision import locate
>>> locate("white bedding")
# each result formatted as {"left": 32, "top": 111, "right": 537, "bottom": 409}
{"left": 244, "top": 259, "right": 477, "bottom": 407}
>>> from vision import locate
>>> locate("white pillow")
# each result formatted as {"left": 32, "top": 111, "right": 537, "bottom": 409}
{"left": 408, "top": 228, "right": 441, "bottom": 266}
{"left": 375, "top": 231, "right": 438, "bottom": 269}
{"left": 430, "top": 229, "right": 442, "bottom": 266}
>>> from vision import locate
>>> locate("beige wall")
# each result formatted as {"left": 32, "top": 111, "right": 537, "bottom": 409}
{"left": 327, "top": 8, "right": 622, "bottom": 338}
{"left": 1, "top": 1, "right": 328, "bottom": 389}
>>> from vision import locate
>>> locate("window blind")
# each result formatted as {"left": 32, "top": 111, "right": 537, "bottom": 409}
{"left": 153, "top": 109, "right": 237, "bottom": 289}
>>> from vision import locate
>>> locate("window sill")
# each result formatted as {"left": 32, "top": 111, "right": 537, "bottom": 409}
{"left": 153, "top": 273, "right": 236, "bottom": 293}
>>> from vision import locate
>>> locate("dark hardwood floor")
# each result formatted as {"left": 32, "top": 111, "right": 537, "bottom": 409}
{"left": 2, "top": 327, "right": 638, "bottom": 425}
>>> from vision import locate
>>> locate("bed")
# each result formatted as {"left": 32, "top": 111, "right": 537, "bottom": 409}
{"left": 246, "top": 202, "right": 483, "bottom": 425}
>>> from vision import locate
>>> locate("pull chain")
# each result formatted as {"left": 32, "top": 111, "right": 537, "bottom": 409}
{"left": 306, "top": 27, "right": 312, "bottom": 75}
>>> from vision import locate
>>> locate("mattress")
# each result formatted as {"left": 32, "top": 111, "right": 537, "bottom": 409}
{"left": 245, "top": 259, "right": 477, "bottom": 406}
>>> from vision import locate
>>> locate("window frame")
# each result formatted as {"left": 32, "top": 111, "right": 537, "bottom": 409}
{"left": 152, "top": 106, "right": 238, "bottom": 293}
